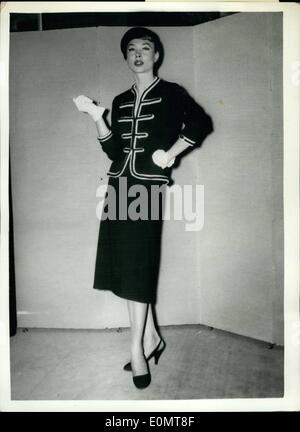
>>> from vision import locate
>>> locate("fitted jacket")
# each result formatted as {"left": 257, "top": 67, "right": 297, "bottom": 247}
{"left": 98, "top": 77, "right": 212, "bottom": 184}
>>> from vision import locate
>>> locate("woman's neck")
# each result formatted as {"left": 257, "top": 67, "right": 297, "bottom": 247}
{"left": 134, "top": 72, "right": 156, "bottom": 95}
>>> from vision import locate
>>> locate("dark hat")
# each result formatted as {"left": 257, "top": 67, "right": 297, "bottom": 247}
{"left": 120, "top": 27, "right": 162, "bottom": 59}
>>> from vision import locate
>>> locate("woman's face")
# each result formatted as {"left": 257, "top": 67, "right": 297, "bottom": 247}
{"left": 126, "top": 38, "right": 159, "bottom": 74}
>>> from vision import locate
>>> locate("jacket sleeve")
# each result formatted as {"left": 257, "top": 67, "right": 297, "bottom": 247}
{"left": 178, "top": 86, "right": 213, "bottom": 148}
{"left": 97, "top": 97, "right": 122, "bottom": 161}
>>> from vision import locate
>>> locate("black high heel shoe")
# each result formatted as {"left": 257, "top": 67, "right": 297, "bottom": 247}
{"left": 132, "top": 363, "right": 151, "bottom": 389}
{"left": 124, "top": 339, "right": 166, "bottom": 372}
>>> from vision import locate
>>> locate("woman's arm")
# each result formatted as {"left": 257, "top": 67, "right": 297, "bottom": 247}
{"left": 73, "top": 95, "right": 111, "bottom": 138}
{"left": 177, "top": 86, "right": 213, "bottom": 149}
{"left": 95, "top": 116, "right": 110, "bottom": 138}
{"left": 152, "top": 86, "right": 213, "bottom": 170}
{"left": 73, "top": 95, "right": 122, "bottom": 161}
{"left": 152, "top": 137, "right": 190, "bottom": 169}
{"left": 73, "top": 95, "right": 105, "bottom": 124}
{"left": 167, "top": 137, "right": 191, "bottom": 161}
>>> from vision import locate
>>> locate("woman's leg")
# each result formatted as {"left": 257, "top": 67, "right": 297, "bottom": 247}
{"left": 143, "top": 304, "right": 162, "bottom": 356}
{"left": 127, "top": 300, "right": 149, "bottom": 376}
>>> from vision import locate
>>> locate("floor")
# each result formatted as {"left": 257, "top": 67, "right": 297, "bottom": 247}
{"left": 10, "top": 325, "right": 284, "bottom": 400}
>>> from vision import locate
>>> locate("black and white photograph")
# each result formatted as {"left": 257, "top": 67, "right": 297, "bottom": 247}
{"left": 0, "top": 1, "right": 299, "bottom": 411}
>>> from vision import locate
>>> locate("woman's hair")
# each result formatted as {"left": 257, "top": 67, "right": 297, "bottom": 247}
{"left": 120, "top": 27, "right": 163, "bottom": 60}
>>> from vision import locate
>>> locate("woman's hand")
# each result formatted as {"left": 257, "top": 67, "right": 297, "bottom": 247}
{"left": 152, "top": 150, "right": 175, "bottom": 169}
{"left": 73, "top": 95, "right": 106, "bottom": 122}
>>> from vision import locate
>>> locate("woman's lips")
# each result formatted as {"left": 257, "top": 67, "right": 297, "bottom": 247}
{"left": 134, "top": 60, "right": 144, "bottom": 66}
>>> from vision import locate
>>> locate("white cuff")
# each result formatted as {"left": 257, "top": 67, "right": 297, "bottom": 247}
{"left": 179, "top": 134, "right": 196, "bottom": 146}
{"left": 97, "top": 131, "right": 113, "bottom": 143}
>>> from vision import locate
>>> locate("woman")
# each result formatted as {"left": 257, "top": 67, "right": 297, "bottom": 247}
{"left": 73, "top": 27, "right": 212, "bottom": 389}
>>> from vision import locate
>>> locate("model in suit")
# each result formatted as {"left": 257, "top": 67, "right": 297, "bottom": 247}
{"left": 74, "top": 27, "right": 213, "bottom": 389}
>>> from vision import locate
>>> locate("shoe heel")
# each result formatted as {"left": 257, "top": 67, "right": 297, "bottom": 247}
{"left": 154, "top": 353, "right": 160, "bottom": 365}
{"left": 154, "top": 344, "right": 165, "bottom": 365}
{"left": 124, "top": 339, "right": 166, "bottom": 372}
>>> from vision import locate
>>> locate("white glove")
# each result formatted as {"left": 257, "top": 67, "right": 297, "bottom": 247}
{"left": 152, "top": 150, "right": 175, "bottom": 169}
{"left": 73, "top": 95, "right": 105, "bottom": 122}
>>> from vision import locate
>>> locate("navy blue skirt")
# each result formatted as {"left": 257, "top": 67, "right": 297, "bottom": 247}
{"left": 93, "top": 170, "right": 167, "bottom": 304}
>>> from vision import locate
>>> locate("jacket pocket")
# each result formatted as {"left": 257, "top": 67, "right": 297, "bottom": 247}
{"left": 107, "top": 153, "right": 130, "bottom": 176}
{"left": 133, "top": 151, "right": 170, "bottom": 181}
